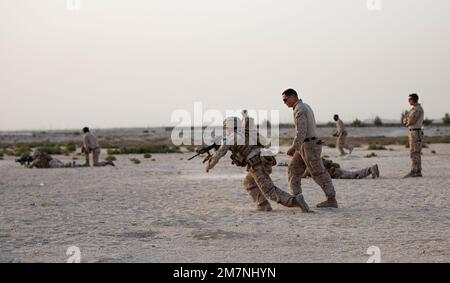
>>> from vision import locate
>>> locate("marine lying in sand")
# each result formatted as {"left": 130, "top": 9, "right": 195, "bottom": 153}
{"left": 205, "top": 117, "right": 312, "bottom": 213}
{"left": 302, "top": 158, "right": 380, "bottom": 179}
{"left": 26, "top": 150, "right": 86, "bottom": 169}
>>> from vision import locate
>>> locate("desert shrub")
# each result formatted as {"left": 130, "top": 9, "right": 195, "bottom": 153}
{"left": 108, "top": 144, "right": 180, "bottom": 155}
{"left": 431, "top": 150, "right": 436, "bottom": 154}
{"left": 106, "top": 155, "right": 117, "bottom": 162}
{"left": 107, "top": 149, "right": 121, "bottom": 155}
{"left": 65, "top": 142, "right": 77, "bottom": 153}
{"left": 365, "top": 152, "right": 377, "bottom": 158}
{"left": 14, "top": 145, "right": 32, "bottom": 157}
{"left": 38, "top": 146, "right": 63, "bottom": 155}
{"left": 144, "top": 153, "right": 152, "bottom": 159}
{"left": 368, "top": 143, "right": 387, "bottom": 150}
{"left": 129, "top": 158, "right": 141, "bottom": 164}
{"left": 186, "top": 145, "right": 196, "bottom": 152}
{"left": 327, "top": 143, "right": 336, "bottom": 148}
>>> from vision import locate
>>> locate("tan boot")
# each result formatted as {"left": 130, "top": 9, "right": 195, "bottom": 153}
{"left": 293, "top": 194, "right": 313, "bottom": 213}
{"left": 371, "top": 165, "right": 380, "bottom": 178}
{"left": 256, "top": 201, "right": 272, "bottom": 212}
{"left": 404, "top": 171, "right": 422, "bottom": 178}
{"left": 316, "top": 197, "right": 338, "bottom": 208}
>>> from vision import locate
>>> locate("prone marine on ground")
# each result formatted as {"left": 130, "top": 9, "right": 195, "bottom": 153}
{"left": 302, "top": 158, "right": 380, "bottom": 179}
{"left": 26, "top": 150, "right": 84, "bottom": 169}
{"left": 205, "top": 117, "right": 312, "bottom": 213}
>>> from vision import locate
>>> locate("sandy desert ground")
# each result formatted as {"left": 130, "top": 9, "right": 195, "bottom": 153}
{"left": 0, "top": 144, "right": 449, "bottom": 263}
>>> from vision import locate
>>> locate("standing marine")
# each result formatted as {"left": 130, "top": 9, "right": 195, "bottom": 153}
{"left": 282, "top": 88, "right": 338, "bottom": 208}
{"left": 333, "top": 114, "right": 354, "bottom": 156}
{"left": 402, "top": 93, "right": 424, "bottom": 178}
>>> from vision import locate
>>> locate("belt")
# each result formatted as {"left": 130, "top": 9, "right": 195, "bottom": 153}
{"left": 304, "top": 137, "right": 317, "bottom": 142}
{"left": 409, "top": 128, "right": 422, "bottom": 131}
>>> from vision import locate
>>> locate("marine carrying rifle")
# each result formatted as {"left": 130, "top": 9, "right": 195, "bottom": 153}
{"left": 188, "top": 138, "right": 222, "bottom": 164}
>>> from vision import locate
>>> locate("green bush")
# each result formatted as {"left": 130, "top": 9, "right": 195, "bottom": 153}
{"left": 106, "top": 155, "right": 117, "bottom": 162}
{"left": 38, "top": 146, "right": 63, "bottom": 155}
{"left": 431, "top": 150, "right": 436, "bottom": 154}
{"left": 107, "top": 144, "right": 180, "bottom": 155}
{"left": 129, "top": 158, "right": 141, "bottom": 164}
{"left": 368, "top": 144, "right": 387, "bottom": 150}
{"left": 144, "top": 153, "right": 152, "bottom": 159}
{"left": 65, "top": 142, "right": 77, "bottom": 153}
{"left": 327, "top": 143, "right": 336, "bottom": 148}
{"left": 14, "top": 145, "right": 32, "bottom": 157}
{"left": 365, "top": 152, "right": 377, "bottom": 158}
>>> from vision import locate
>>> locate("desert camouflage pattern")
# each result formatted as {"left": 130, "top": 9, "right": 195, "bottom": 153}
{"left": 404, "top": 104, "right": 424, "bottom": 173}
{"left": 288, "top": 142, "right": 336, "bottom": 198}
{"left": 335, "top": 119, "right": 353, "bottom": 155}
{"left": 207, "top": 131, "right": 297, "bottom": 209}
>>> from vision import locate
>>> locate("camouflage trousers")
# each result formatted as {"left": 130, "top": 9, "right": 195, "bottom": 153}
{"left": 85, "top": 148, "right": 109, "bottom": 167}
{"left": 409, "top": 130, "right": 423, "bottom": 173}
{"left": 337, "top": 167, "right": 371, "bottom": 179}
{"left": 337, "top": 132, "right": 353, "bottom": 155}
{"left": 288, "top": 141, "right": 336, "bottom": 198}
{"left": 243, "top": 161, "right": 297, "bottom": 209}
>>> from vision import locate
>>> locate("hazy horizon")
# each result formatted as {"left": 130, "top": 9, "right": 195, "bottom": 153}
{"left": 1, "top": 0, "right": 450, "bottom": 131}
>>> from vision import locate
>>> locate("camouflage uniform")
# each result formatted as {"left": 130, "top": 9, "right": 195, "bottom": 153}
{"left": 303, "top": 158, "right": 379, "bottom": 179}
{"left": 83, "top": 132, "right": 110, "bottom": 167}
{"left": 335, "top": 119, "right": 353, "bottom": 155}
{"left": 288, "top": 100, "right": 337, "bottom": 207}
{"left": 207, "top": 118, "right": 310, "bottom": 212}
{"left": 403, "top": 104, "right": 424, "bottom": 175}
{"left": 28, "top": 152, "right": 77, "bottom": 169}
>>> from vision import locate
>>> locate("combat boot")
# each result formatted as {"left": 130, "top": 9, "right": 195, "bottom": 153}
{"left": 316, "top": 197, "right": 338, "bottom": 208}
{"left": 371, "top": 165, "right": 380, "bottom": 179}
{"left": 256, "top": 201, "right": 272, "bottom": 212}
{"left": 404, "top": 171, "right": 422, "bottom": 178}
{"left": 293, "top": 194, "right": 313, "bottom": 213}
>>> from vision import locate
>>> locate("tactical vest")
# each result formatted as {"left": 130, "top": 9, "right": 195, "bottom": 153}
{"left": 230, "top": 144, "right": 257, "bottom": 167}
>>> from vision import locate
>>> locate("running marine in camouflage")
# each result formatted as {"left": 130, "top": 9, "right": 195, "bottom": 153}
{"left": 205, "top": 117, "right": 312, "bottom": 213}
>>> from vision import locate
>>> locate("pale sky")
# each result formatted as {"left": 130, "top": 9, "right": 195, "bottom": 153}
{"left": 1, "top": 0, "right": 449, "bottom": 130}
